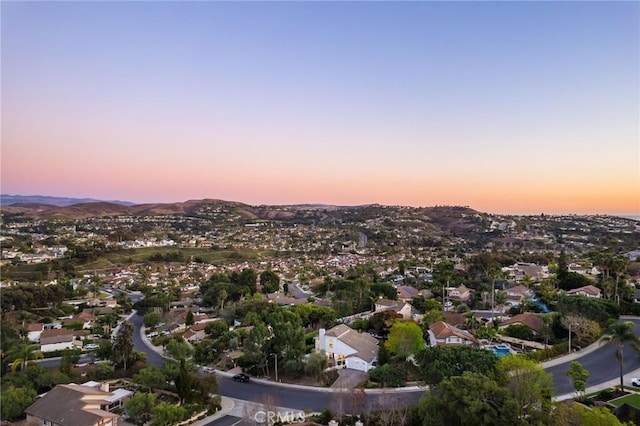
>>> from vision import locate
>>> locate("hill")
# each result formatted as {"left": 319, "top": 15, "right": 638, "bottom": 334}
{"left": 0, "top": 194, "right": 135, "bottom": 207}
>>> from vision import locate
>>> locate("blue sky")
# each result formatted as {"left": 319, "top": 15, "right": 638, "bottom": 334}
{"left": 2, "top": 1, "right": 638, "bottom": 214}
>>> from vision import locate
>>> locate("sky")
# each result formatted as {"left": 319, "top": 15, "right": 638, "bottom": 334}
{"left": 1, "top": 1, "right": 638, "bottom": 215}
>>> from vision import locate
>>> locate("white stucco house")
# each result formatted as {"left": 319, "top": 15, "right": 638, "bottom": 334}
{"left": 40, "top": 329, "right": 77, "bottom": 352}
{"left": 374, "top": 299, "right": 412, "bottom": 319}
{"left": 315, "top": 324, "right": 378, "bottom": 372}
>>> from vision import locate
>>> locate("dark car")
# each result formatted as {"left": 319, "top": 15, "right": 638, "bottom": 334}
{"left": 232, "top": 373, "right": 250, "bottom": 383}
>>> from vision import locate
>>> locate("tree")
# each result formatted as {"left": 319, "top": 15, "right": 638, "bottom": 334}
{"left": 152, "top": 402, "right": 187, "bottom": 425}
{"left": 7, "top": 344, "right": 44, "bottom": 372}
{"left": 304, "top": 350, "right": 328, "bottom": 381}
{"left": 560, "top": 313, "right": 601, "bottom": 346}
{"left": 414, "top": 372, "right": 519, "bottom": 426}
{"left": 165, "top": 339, "right": 196, "bottom": 403}
{"left": 601, "top": 320, "right": 640, "bottom": 391}
{"left": 416, "top": 346, "right": 498, "bottom": 385}
{"left": 0, "top": 386, "right": 37, "bottom": 420}
{"left": 369, "top": 310, "right": 403, "bottom": 335}
{"left": 565, "top": 361, "right": 589, "bottom": 399}
{"left": 205, "top": 320, "right": 229, "bottom": 339}
{"left": 433, "top": 261, "right": 454, "bottom": 307}
{"left": 497, "top": 355, "right": 554, "bottom": 423}
{"left": 59, "top": 348, "right": 80, "bottom": 375}
{"left": 133, "top": 366, "right": 167, "bottom": 392}
{"left": 260, "top": 270, "right": 280, "bottom": 294}
{"left": 144, "top": 311, "right": 162, "bottom": 328}
{"left": 185, "top": 310, "right": 194, "bottom": 327}
{"left": 385, "top": 321, "right": 425, "bottom": 358}
{"left": 112, "top": 320, "right": 135, "bottom": 370}
{"left": 125, "top": 392, "right": 156, "bottom": 424}
{"left": 551, "top": 401, "right": 626, "bottom": 426}
{"left": 242, "top": 323, "right": 271, "bottom": 376}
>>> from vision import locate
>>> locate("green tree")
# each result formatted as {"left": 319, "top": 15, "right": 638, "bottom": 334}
{"left": 152, "top": 402, "right": 187, "bottom": 425}
{"left": 133, "top": 365, "right": 167, "bottom": 392}
{"left": 0, "top": 386, "right": 37, "bottom": 420}
{"left": 260, "top": 270, "right": 280, "bottom": 294}
{"left": 144, "top": 311, "right": 162, "bottom": 328}
{"left": 304, "top": 350, "right": 328, "bottom": 380}
{"left": 414, "top": 372, "right": 519, "bottom": 426}
{"left": 416, "top": 346, "right": 498, "bottom": 385}
{"left": 497, "top": 355, "right": 554, "bottom": 424}
{"left": 125, "top": 392, "right": 156, "bottom": 424}
{"left": 601, "top": 320, "right": 640, "bottom": 391}
{"left": 59, "top": 348, "right": 80, "bottom": 375}
{"left": 433, "top": 261, "right": 455, "bottom": 305}
{"left": 6, "top": 344, "right": 44, "bottom": 372}
{"left": 565, "top": 361, "right": 589, "bottom": 399}
{"left": 551, "top": 401, "right": 625, "bottom": 426}
{"left": 205, "top": 320, "right": 229, "bottom": 338}
{"left": 385, "top": 321, "right": 425, "bottom": 358}
{"left": 112, "top": 320, "right": 135, "bottom": 370}
{"left": 242, "top": 323, "right": 271, "bottom": 376}
{"left": 185, "top": 310, "right": 194, "bottom": 327}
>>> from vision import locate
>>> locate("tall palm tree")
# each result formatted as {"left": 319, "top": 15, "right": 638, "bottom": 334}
{"left": 602, "top": 321, "right": 640, "bottom": 391}
{"left": 7, "top": 344, "right": 44, "bottom": 372}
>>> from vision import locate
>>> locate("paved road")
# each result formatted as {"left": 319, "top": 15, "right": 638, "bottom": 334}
{"left": 546, "top": 317, "right": 640, "bottom": 395}
{"left": 130, "top": 313, "right": 640, "bottom": 410}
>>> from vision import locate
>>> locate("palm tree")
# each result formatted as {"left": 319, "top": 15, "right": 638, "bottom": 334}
{"left": 7, "top": 344, "right": 44, "bottom": 372}
{"left": 601, "top": 321, "right": 640, "bottom": 391}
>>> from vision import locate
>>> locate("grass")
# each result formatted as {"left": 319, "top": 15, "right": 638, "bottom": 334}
{"left": 609, "top": 392, "right": 640, "bottom": 409}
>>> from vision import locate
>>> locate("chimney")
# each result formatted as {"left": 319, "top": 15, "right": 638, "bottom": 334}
{"left": 319, "top": 328, "right": 325, "bottom": 338}
{"left": 100, "top": 382, "right": 109, "bottom": 393}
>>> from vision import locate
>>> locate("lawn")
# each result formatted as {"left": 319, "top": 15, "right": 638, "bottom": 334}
{"left": 609, "top": 393, "right": 640, "bottom": 409}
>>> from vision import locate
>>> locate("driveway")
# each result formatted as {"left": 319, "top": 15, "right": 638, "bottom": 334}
{"left": 331, "top": 368, "right": 368, "bottom": 389}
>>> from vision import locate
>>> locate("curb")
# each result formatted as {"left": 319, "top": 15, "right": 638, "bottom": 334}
{"left": 541, "top": 337, "right": 606, "bottom": 369}
{"left": 191, "top": 396, "right": 236, "bottom": 426}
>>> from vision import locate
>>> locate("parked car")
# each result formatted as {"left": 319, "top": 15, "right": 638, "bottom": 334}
{"left": 631, "top": 378, "right": 640, "bottom": 387}
{"left": 232, "top": 373, "right": 250, "bottom": 383}
{"left": 202, "top": 366, "right": 215, "bottom": 374}
{"left": 84, "top": 343, "right": 99, "bottom": 350}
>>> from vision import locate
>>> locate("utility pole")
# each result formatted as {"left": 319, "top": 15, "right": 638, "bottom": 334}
{"left": 274, "top": 353, "right": 278, "bottom": 382}
{"left": 491, "top": 279, "right": 495, "bottom": 323}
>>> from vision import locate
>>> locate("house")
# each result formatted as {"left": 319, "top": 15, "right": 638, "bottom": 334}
{"left": 446, "top": 285, "right": 472, "bottom": 302}
{"left": 498, "top": 313, "right": 545, "bottom": 335}
{"left": 396, "top": 285, "right": 419, "bottom": 301}
{"left": 25, "top": 382, "right": 132, "bottom": 426}
{"left": 504, "top": 285, "right": 532, "bottom": 306}
{"left": 183, "top": 322, "right": 208, "bottom": 343}
{"left": 26, "top": 323, "right": 45, "bottom": 343}
{"left": 508, "top": 263, "right": 549, "bottom": 282}
{"left": 40, "top": 329, "right": 77, "bottom": 352}
{"left": 566, "top": 285, "right": 602, "bottom": 298}
{"left": 315, "top": 324, "right": 378, "bottom": 372}
{"left": 374, "top": 299, "right": 412, "bottom": 319}
{"left": 428, "top": 321, "right": 478, "bottom": 347}
{"left": 442, "top": 312, "right": 467, "bottom": 328}
{"left": 65, "top": 311, "right": 97, "bottom": 329}
{"left": 568, "top": 263, "right": 599, "bottom": 276}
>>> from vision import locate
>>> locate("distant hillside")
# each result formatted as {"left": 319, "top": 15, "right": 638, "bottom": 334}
{"left": 0, "top": 194, "right": 135, "bottom": 207}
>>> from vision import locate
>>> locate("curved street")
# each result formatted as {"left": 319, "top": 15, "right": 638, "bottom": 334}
{"left": 131, "top": 314, "right": 640, "bottom": 410}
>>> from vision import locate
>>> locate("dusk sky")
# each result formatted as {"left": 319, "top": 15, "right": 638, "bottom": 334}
{"left": 2, "top": 1, "right": 638, "bottom": 215}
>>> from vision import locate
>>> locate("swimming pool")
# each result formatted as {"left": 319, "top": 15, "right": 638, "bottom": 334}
{"left": 486, "top": 344, "right": 513, "bottom": 357}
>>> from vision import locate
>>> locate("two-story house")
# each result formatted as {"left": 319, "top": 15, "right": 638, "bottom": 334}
{"left": 25, "top": 382, "right": 132, "bottom": 426}
{"left": 374, "top": 299, "right": 412, "bottom": 319}
{"left": 315, "top": 324, "right": 378, "bottom": 372}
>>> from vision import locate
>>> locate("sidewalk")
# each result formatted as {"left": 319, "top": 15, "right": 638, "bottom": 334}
{"left": 555, "top": 366, "right": 640, "bottom": 401}
{"left": 541, "top": 337, "right": 605, "bottom": 369}
{"left": 191, "top": 396, "right": 235, "bottom": 426}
